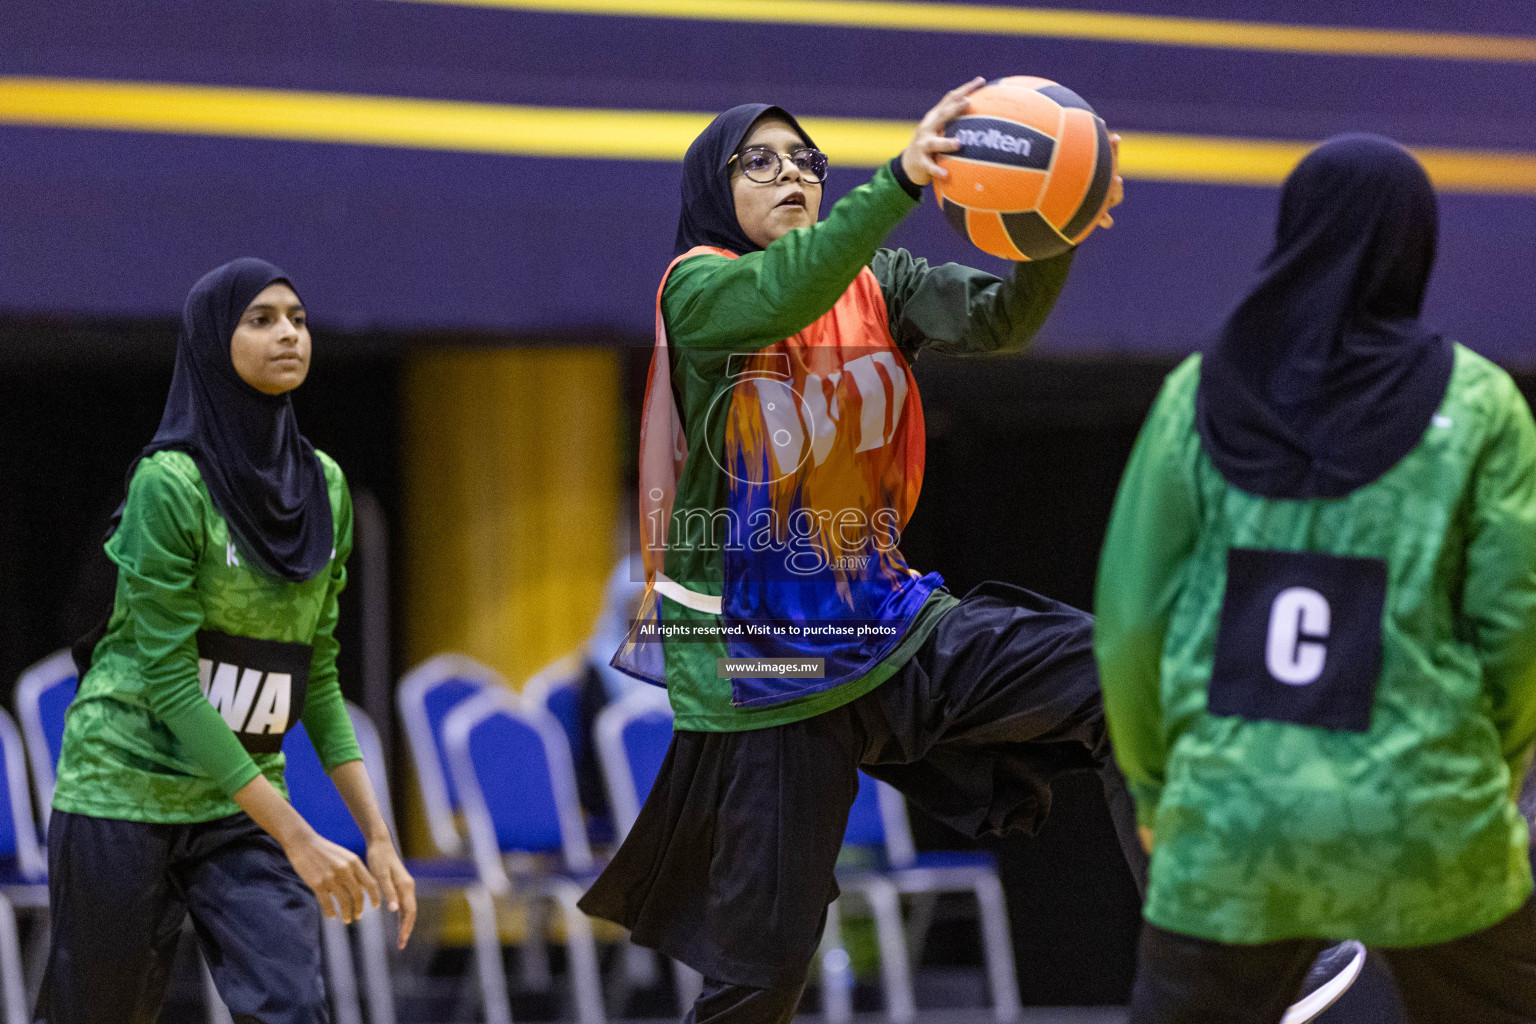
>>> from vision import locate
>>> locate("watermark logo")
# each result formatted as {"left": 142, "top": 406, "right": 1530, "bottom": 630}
{"left": 702, "top": 349, "right": 910, "bottom": 486}
{"left": 644, "top": 500, "right": 902, "bottom": 578}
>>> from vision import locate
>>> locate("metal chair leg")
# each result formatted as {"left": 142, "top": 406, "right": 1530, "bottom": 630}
{"left": 520, "top": 898, "right": 554, "bottom": 991}
{"left": 19, "top": 909, "right": 45, "bottom": 1014}
{"left": 971, "top": 874, "right": 1021, "bottom": 1024}
{"left": 0, "top": 896, "right": 27, "bottom": 1024}
{"left": 198, "top": 947, "right": 235, "bottom": 1024}
{"left": 818, "top": 899, "right": 853, "bottom": 1024}
{"left": 621, "top": 940, "right": 659, "bottom": 988}
{"left": 903, "top": 891, "right": 940, "bottom": 968}
{"left": 466, "top": 885, "right": 513, "bottom": 1024}
{"left": 671, "top": 958, "right": 703, "bottom": 1015}
{"left": 355, "top": 906, "right": 398, "bottom": 1024}
{"left": 861, "top": 881, "right": 917, "bottom": 1024}
{"left": 320, "top": 915, "right": 364, "bottom": 1024}
{"left": 549, "top": 883, "right": 605, "bottom": 1024}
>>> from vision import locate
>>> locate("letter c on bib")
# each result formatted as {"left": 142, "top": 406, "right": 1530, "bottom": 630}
{"left": 1266, "top": 587, "right": 1330, "bottom": 685}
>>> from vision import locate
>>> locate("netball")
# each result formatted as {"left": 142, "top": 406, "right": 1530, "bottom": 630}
{"left": 934, "top": 77, "right": 1115, "bottom": 261}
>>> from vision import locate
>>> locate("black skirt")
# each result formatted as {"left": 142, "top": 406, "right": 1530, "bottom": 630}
{"left": 578, "top": 581, "right": 1140, "bottom": 989}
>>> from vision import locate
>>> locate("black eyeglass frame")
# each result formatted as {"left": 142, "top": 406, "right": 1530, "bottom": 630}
{"left": 729, "top": 145, "right": 830, "bottom": 184}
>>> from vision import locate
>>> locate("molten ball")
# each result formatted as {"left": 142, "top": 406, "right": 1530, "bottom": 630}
{"left": 934, "top": 77, "right": 1114, "bottom": 261}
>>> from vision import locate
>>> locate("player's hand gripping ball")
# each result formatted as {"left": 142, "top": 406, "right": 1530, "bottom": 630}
{"left": 934, "top": 77, "right": 1120, "bottom": 261}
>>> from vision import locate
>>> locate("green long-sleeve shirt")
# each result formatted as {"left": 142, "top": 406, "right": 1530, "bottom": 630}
{"left": 1095, "top": 348, "right": 1536, "bottom": 946}
{"left": 53, "top": 449, "right": 362, "bottom": 823}
{"left": 659, "top": 163, "right": 1074, "bottom": 731}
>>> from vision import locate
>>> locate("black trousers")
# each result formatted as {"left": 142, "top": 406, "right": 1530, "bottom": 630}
{"left": 1130, "top": 896, "right": 1536, "bottom": 1024}
{"left": 38, "top": 809, "right": 330, "bottom": 1024}
{"left": 581, "top": 582, "right": 1147, "bottom": 1015}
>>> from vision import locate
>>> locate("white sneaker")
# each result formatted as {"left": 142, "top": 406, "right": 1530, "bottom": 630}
{"left": 1280, "top": 940, "right": 1367, "bottom": 1024}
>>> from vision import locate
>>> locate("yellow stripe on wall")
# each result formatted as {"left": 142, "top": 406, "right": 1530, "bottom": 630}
{"left": 3, "top": 76, "right": 1535, "bottom": 195}
{"left": 386, "top": 0, "right": 1536, "bottom": 63}
{"left": 0, "top": 76, "right": 714, "bottom": 160}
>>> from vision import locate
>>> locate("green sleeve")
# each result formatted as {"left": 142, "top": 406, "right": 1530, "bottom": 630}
{"left": 660, "top": 162, "right": 920, "bottom": 351}
{"left": 300, "top": 473, "right": 363, "bottom": 773}
{"left": 1093, "top": 359, "right": 1203, "bottom": 827}
{"left": 871, "top": 246, "right": 1075, "bottom": 359}
{"left": 110, "top": 458, "right": 262, "bottom": 796}
{"left": 1461, "top": 377, "right": 1536, "bottom": 786}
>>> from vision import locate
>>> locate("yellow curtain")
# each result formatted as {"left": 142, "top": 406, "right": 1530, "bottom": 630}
{"left": 398, "top": 346, "right": 620, "bottom": 884}
{"left": 401, "top": 345, "right": 620, "bottom": 685}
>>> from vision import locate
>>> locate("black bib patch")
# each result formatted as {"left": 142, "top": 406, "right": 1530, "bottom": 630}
{"left": 196, "top": 630, "right": 312, "bottom": 753}
{"left": 1209, "top": 548, "right": 1387, "bottom": 733}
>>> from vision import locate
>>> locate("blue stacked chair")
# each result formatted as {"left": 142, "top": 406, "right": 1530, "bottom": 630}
{"left": 14, "top": 648, "right": 76, "bottom": 827}
{"left": 840, "top": 772, "right": 1021, "bottom": 1024}
{"left": 284, "top": 703, "right": 398, "bottom": 1024}
{"left": 592, "top": 686, "right": 699, "bottom": 1010}
{"left": 396, "top": 653, "right": 518, "bottom": 1024}
{"left": 13, "top": 649, "right": 234, "bottom": 1023}
{"left": 442, "top": 689, "right": 605, "bottom": 1024}
{"left": 0, "top": 708, "right": 45, "bottom": 1024}
{"left": 522, "top": 655, "right": 615, "bottom": 845}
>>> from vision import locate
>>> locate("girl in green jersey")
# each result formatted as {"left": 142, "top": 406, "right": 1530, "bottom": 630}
{"left": 41, "top": 258, "right": 415, "bottom": 1024}
{"left": 1097, "top": 136, "right": 1536, "bottom": 1023}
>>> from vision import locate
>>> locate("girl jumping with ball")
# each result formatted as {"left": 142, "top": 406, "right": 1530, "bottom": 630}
{"left": 41, "top": 258, "right": 416, "bottom": 1024}
{"left": 579, "top": 78, "right": 1150, "bottom": 1024}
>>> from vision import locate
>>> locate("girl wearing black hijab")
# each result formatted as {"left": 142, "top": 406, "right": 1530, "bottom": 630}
{"left": 1097, "top": 135, "right": 1536, "bottom": 1022}
{"left": 42, "top": 258, "right": 415, "bottom": 1024}
{"left": 577, "top": 82, "right": 1156, "bottom": 1024}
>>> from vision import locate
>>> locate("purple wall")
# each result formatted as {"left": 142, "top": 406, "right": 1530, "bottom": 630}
{"left": 4, "top": 1, "right": 1534, "bottom": 361}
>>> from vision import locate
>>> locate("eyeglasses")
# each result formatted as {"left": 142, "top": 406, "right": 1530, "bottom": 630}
{"left": 731, "top": 145, "right": 829, "bottom": 184}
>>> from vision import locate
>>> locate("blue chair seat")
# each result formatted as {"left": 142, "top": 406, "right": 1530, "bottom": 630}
{"left": 585, "top": 813, "right": 616, "bottom": 847}
{"left": 404, "top": 857, "right": 482, "bottom": 885}
{"left": 910, "top": 850, "right": 996, "bottom": 871}
{"left": 0, "top": 858, "right": 42, "bottom": 887}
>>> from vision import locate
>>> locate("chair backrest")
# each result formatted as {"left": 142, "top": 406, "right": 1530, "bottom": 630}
{"left": 442, "top": 690, "right": 592, "bottom": 893}
{"left": 15, "top": 648, "right": 78, "bottom": 825}
{"left": 593, "top": 686, "right": 673, "bottom": 838}
{"left": 843, "top": 771, "right": 886, "bottom": 848}
{"left": 284, "top": 702, "right": 394, "bottom": 857}
{"left": 0, "top": 708, "right": 45, "bottom": 881}
{"left": 397, "top": 653, "right": 507, "bottom": 856}
{"left": 843, "top": 772, "right": 918, "bottom": 869}
{"left": 520, "top": 654, "right": 585, "bottom": 770}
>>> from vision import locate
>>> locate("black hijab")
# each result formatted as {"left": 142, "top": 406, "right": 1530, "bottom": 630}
{"left": 675, "top": 103, "right": 817, "bottom": 256}
{"left": 1195, "top": 134, "right": 1453, "bottom": 499}
{"left": 120, "top": 257, "right": 334, "bottom": 582}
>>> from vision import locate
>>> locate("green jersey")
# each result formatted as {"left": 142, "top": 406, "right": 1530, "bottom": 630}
{"left": 53, "top": 449, "right": 362, "bottom": 823}
{"left": 655, "top": 164, "right": 1074, "bottom": 732}
{"left": 1095, "top": 348, "right": 1536, "bottom": 946}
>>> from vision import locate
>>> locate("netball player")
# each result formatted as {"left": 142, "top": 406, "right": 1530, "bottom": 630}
{"left": 40, "top": 258, "right": 416, "bottom": 1023}
{"left": 577, "top": 78, "right": 1146, "bottom": 1023}
{"left": 1097, "top": 135, "right": 1536, "bottom": 1023}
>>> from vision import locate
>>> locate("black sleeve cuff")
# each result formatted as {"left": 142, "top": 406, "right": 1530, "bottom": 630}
{"left": 888, "top": 156, "right": 923, "bottom": 201}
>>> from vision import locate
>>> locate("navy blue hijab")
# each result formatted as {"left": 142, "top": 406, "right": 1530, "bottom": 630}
{"left": 675, "top": 103, "right": 816, "bottom": 256}
{"left": 1196, "top": 134, "right": 1453, "bottom": 499}
{"left": 120, "top": 258, "right": 334, "bottom": 582}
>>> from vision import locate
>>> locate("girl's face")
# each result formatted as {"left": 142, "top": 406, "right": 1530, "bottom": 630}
{"left": 230, "top": 283, "right": 310, "bottom": 395}
{"left": 731, "top": 118, "right": 823, "bottom": 249}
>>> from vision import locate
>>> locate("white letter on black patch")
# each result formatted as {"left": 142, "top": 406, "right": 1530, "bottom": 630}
{"left": 1266, "top": 587, "right": 1330, "bottom": 685}
{"left": 244, "top": 673, "right": 292, "bottom": 735}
